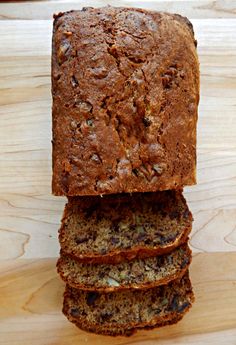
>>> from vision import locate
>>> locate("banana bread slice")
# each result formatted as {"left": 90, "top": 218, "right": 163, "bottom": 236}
{"left": 59, "top": 191, "right": 192, "bottom": 264}
{"left": 67, "top": 315, "right": 184, "bottom": 337}
{"left": 63, "top": 272, "right": 194, "bottom": 336}
{"left": 57, "top": 243, "right": 191, "bottom": 291}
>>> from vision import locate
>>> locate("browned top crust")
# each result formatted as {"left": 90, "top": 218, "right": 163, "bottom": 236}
{"left": 52, "top": 7, "right": 199, "bottom": 196}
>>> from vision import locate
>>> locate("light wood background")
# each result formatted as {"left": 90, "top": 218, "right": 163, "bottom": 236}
{"left": 0, "top": 0, "right": 236, "bottom": 344}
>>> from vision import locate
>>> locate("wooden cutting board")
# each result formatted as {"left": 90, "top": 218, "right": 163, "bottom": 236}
{"left": 0, "top": 1, "right": 236, "bottom": 344}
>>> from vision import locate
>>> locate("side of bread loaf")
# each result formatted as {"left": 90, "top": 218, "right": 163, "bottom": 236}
{"left": 63, "top": 272, "right": 194, "bottom": 336}
{"left": 57, "top": 243, "right": 191, "bottom": 291}
{"left": 52, "top": 7, "right": 199, "bottom": 196}
{"left": 59, "top": 191, "right": 192, "bottom": 264}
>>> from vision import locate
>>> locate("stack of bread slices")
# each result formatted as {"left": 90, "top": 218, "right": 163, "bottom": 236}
{"left": 52, "top": 7, "right": 199, "bottom": 336}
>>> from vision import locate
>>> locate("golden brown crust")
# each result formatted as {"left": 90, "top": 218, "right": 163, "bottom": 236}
{"left": 52, "top": 7, "right": 199, "bottom": 196}
{"left": 57, "top": 244, "right": 192, "bottom": 292}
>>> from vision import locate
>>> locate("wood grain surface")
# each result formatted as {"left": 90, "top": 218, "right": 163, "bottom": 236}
{"left": 0, "top": 0, "right": 236, "bottom": 344}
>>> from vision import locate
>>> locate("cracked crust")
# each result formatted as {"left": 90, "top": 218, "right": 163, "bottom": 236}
{"left": 62, "top": 271, "right": 194, "bottom": 336}
{"left": 52, "top": 7, "right": 199, "bottom": 196}
{"left": 59, "top": 191, "right": 193, "bottom": 264}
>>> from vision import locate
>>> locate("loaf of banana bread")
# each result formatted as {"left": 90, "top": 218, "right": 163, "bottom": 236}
{"left": 59, "top": 191, "right": 192, "bottom": 264}
{"left": 52, "top": 7, "right": 199, "bottom": 196}
{"left": 63, "top": 272, "right": 194, "bottom": 336}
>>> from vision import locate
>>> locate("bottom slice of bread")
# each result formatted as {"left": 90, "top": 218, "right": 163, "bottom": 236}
{"left": 68, "top": 313, "right": 184, "bottom": 336}
{"left": 63, "top": 272, "right": 194, "bottom": 336}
